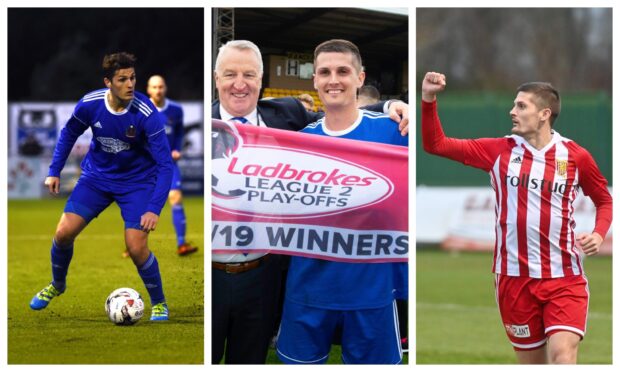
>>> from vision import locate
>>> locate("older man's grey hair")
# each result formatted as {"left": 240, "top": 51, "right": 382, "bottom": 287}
{"left": 215, "top": 40, "right": 264, "bottom": 75}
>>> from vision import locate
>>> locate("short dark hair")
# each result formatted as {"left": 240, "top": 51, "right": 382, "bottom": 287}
{"left": 517, "top": 82, "right": 561, "bottom": 126}
{"left": 102, "top": 52, "right": 136, "bottom": 80}
{"left": 314, "top": 39, "right": 363, "bottom": 72}
{"left": 359, "top": 85, "right": 380, "bottom": 100}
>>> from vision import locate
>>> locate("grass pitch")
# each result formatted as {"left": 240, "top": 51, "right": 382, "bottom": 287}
{"left": 417, "top": 248, "right": 612, "bottom": 364}
{"left": 8, "top": 197, "right": 204, "bottom": 364}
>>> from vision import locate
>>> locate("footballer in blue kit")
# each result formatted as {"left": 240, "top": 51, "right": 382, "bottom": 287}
{"left": 144, "top": 75, "right": 198, "bottom": 256}
{"left": 29, "top": 52, "right": 173, "bottom": 321}
{"left": 275, "top": 40, "right": 408, "bottom": 364}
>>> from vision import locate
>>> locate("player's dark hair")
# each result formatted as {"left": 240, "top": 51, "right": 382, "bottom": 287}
{"left": 102, "top": 52, "right": 137, "bottom": 80}
{"left": 314, "top": 39, "right": 363, "bottom": 73}
{"left": 517, "top": 82, "right": 561, "bottom": 126}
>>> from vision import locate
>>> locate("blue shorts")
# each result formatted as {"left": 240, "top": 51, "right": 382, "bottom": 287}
{"left": 276, "top": 300, "right": 402, "bottom": 364}
{"left": 64, "top": 176, "right": 155, "bottom": 230}
{"left": 170, "top": 163, "right": 182, "bottom": 191}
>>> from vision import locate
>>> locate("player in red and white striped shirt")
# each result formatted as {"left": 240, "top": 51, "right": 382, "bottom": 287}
{"left": 421, "top": 72, "right": 612, "bottom": 364}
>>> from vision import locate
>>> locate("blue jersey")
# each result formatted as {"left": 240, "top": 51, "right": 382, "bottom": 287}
{"left": 49, "top": 89, "right": 173, "bottom": 215}
{"left": 158, "top": 99, "right": 184, "bottom": 152}
{"left": 301, "top": 109, "right": 408, "bottom": 147}
{"left": 285, "top": 110, "right": 408, "bottom": 310}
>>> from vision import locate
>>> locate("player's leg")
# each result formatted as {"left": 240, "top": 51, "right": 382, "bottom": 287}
{"left": 495, "top": 274, "right": 548, "bottom": 363}
{"left": 49, "top": 212, "right": 88, "bottom": 288}
{"left": 547, "top": 331, "right": 580, "bottom": 364}
{"left": 340, "top": 300, "right": 402, "bottom": 364}
{"left": 515, "top": 346, "right": 548, "bottom": 364}
{"left": 30, "top": 178, "right": 110, "bottom": 310}
{"left": 125, "top": 228, "right": 151, "bottom": 265}
{"left": 170, "top": 190, "right": 197, "bottom": 255}
{"left": 30, "top": 213, "right": 88, "bottom": 310}
{"left": 542, "top": 275, "right": 589, "bottom": 364}
{"left": 276, "top": 299, "right": 337, "bottom": 364}
{"left": 169, "top": 163, "right": 197, "bottom": 256}
{"left": 125, "top": 228, "right": 168, "bottom": 321}
{"left": 394, "top": 262, "right": 409, "bottom": 352}
{"left": 118, "top": 183, "right": 168, "bottom": 321}
{"left": 396, "top": 299, "right": 408, "bottom": 352}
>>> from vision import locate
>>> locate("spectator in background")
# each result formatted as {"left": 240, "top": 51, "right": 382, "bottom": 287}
{"left": 298, "top": 93, "right": 315, "bottom": 112}
{"left": 357, "top": 85, "right": 380, "bottom": 107}
{"left": 146, "top": 75, "right": 198, "bottom": 256}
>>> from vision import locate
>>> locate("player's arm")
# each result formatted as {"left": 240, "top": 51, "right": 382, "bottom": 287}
{"left": 143, "top": 114, "right": 174, "bottom": 231}
{"left": 575, "top": 148, "right": 612, "bottom": 256}
{"left": 421, "top": 72, "right": 505, "bottom": 172}
{"left": 47, "top": 111, "right": 90, "bottom": 194}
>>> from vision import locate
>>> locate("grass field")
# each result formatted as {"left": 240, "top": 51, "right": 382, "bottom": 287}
{"left": 8, "top": 197, "right": 204, "bottom": 364}
{"left": 417, "top": 249, "right": 612, "bottom": 364}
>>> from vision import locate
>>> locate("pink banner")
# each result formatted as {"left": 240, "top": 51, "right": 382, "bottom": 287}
{"left": 211, "top": 119, "right": 408, "bottom": 263}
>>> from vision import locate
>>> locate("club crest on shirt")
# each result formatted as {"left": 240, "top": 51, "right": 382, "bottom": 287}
{"left": 556, "top": 159, "right": 568, "bottom": 178}
{"left": 97, "top": 137, "right": 130, "bottom": 154}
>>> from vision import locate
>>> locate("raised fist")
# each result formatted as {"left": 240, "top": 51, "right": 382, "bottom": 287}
{"left": 421, "top": 72, "right": 446, "bottom": 102}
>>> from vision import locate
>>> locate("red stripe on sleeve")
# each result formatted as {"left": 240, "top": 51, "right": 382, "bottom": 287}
{"left": 566, "top": 142, "right": 613, "bottom": 238}
{"left": 421, "top": 100, "right": 507, "bottom": 172}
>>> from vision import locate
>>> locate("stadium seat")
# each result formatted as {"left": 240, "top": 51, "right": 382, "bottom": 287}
{"left": 262, "top": 87, "right": 324, "bottom": 111}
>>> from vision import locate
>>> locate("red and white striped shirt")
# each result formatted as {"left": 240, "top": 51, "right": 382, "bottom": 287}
{"left": 422, "top": 100, "right": 612, "bottom": 278}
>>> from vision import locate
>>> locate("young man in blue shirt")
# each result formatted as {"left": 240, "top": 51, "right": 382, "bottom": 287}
{"left": 276, "top": 39, "right": 408, "bottom": 364}
{"left": 29, "top": 52, "right": 174, "bottom": 321}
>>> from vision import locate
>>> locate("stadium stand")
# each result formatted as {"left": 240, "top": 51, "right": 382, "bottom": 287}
{"left": 263, "top": 87, "right": 323, "bottom": 111}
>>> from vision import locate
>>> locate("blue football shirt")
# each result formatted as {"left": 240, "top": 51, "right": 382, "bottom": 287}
{"left": 49, "top": 89, "right": 173, "bottom": 215}
{"left": 285, "top": 109, "right": 408, "bottom": 310}
{"left": 158, "top": 99, "right": 184, "bottom": 152}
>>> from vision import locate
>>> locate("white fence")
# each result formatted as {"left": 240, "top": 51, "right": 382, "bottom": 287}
{"left": 416, "top": 186, "right": 612, "bottom": 255}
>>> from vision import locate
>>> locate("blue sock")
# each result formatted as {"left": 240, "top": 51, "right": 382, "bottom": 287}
{"left": 51, "top": 239, "right": 73, "bottom": 292}
{"left": 172, "top": 204, "right": 186, "bottom": 246}
{"left": 137, "top": 252, "right": 165, "bottom": 305}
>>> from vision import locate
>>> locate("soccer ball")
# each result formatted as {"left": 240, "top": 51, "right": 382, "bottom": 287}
{"left": 105, "top": 288, "right": 145, "bottom": 325}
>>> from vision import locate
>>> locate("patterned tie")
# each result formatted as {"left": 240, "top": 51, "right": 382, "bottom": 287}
{"left": 230, "top": 116, "right": 248, "bottom": 124}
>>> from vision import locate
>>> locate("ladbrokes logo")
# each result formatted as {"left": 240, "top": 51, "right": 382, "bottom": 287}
{"left": 211, "top": 119, "right": 393, "bottom": 219}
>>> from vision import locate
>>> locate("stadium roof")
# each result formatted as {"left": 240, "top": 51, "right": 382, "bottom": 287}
{"left": 232, "top": 8, "right": 408, "bottom": 60}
